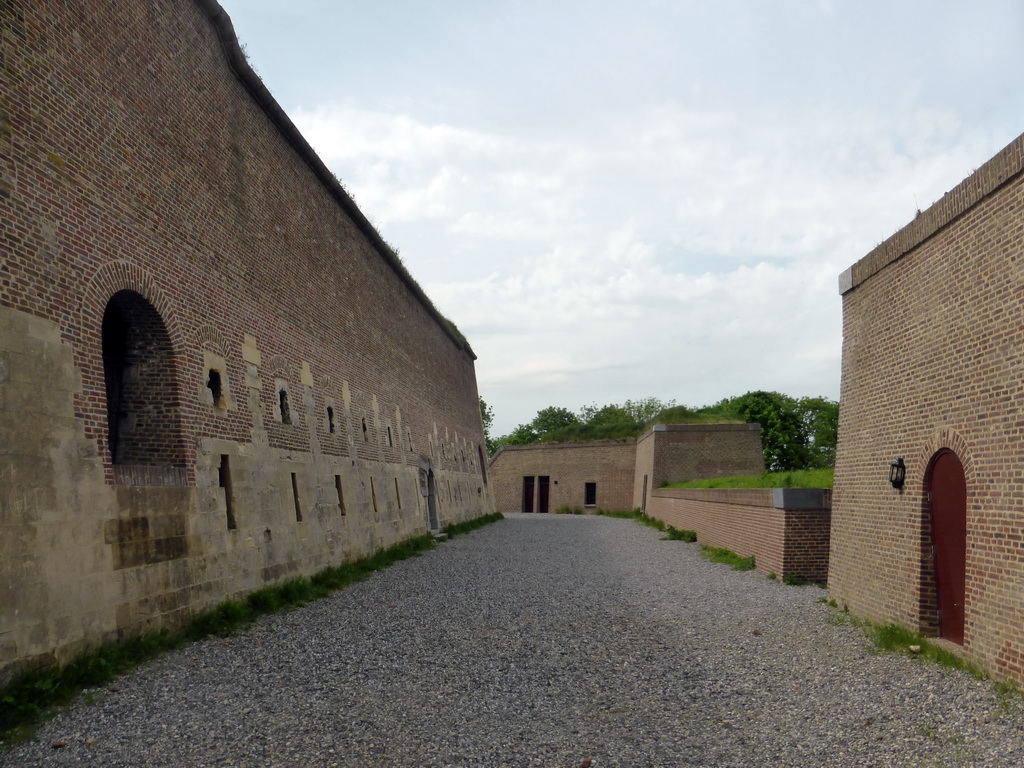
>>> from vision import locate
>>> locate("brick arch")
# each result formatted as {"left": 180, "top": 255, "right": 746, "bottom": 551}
{"left": 79, "top": 260, "right": 186, "bottom": 352}
{"left": 265, "top": 354, "right": 293, "bottom": 380}
{"left": 76, "top": 261, "right": 190, "bottom": 481}
{"left": 916, "top": 429, "right": 976, "bottom": 490}
{"left": 196, "top": 325, "right": 229, "bottom": 357}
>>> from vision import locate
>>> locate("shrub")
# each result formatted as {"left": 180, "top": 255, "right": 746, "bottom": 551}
{"left": 553, "top": 505, "right": 583, "bottom": 515}
{"left": 662, "top": 527, "right": 697, "bottom": 542}
{"left": 700, "top": 545, "right": 755, "bottom": 571}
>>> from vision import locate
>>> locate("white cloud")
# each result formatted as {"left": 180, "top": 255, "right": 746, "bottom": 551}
{"left": 287, "top": 79, "right": 1019, "bottom": 434}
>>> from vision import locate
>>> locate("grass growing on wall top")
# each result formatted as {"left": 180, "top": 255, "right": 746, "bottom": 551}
{"left": 665, "top": 468, "right": 834, "bottom": 490}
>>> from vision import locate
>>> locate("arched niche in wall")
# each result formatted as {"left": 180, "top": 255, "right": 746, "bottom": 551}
{"left": 102, "top": 289, "right": 185, "bottom": 467}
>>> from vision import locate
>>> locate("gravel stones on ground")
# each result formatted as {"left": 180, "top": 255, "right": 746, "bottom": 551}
{"left": 4, "top": 513, "right": 1023, "bottom": 767}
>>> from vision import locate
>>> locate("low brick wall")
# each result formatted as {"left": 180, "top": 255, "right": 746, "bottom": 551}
{"left": 646, "top": 488, "right": 832, "bottom": 582}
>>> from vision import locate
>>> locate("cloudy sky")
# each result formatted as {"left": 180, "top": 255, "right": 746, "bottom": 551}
{"left": 218, "top": 0, "right": 1024, "bottom": 435}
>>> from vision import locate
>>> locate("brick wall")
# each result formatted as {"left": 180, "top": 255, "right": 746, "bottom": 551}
{"left": 488, "top": 440, "right": 637, "bottom": 513}
{"left": 0, "top": 0, "right": 493, "bottom": 681}
{"left": 832, "top": 130, "right": 1024, "bottom": 684}
{"left": 633, "top": 424, "right": 765, "bottom": 509}
{"left": 646, "top": 488, "right": 831, "bottom": 581}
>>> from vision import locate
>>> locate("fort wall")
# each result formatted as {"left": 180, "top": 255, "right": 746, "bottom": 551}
{"left": 0, "top": 0, "right": 492, "bottom": 682}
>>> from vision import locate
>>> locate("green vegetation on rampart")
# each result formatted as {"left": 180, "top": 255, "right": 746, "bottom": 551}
{"left": 665, "top": 468, "right": 833, "bottom": 490}
{"left": 484, "top": 392, "right": 839, "bottom": 475}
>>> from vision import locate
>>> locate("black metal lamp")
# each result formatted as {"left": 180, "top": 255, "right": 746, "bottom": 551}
{"left": 889, "top": 457, "right": 906, "bottom": 489}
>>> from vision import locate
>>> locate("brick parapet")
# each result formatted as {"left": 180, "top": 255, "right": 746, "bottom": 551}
{"left": 840, "top": 133, "right": 1024, "bottom": 296}
{"left": 647, "top": 488, "right": 830, "bottom": 582}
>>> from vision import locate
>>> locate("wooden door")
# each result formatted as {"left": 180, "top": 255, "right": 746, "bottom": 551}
{"left": 538, "top": 476, "right": 550, "bottom": 514}
{"left": 928, "top": 450, "right": 967, "bottom": 644}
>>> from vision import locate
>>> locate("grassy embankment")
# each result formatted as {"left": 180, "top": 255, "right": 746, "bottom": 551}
{"left": 664, "top": 467, "right": 833, "bottom": 490}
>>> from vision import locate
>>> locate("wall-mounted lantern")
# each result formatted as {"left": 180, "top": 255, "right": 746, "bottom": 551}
{"left": 889, "top": 457, "right": 906, "bottom": 489}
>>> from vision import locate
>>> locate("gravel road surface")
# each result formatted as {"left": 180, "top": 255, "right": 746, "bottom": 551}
{"left": 4, "top": 513, "right": 1023, "bottom": 767}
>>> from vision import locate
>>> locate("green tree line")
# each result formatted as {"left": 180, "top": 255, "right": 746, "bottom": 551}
{"left": 480, "top": 392, "right": 838, "bottom": 472}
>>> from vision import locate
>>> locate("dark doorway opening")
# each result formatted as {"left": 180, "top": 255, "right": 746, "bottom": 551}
{"left": 522, "top": 476, "right": 535, "bottom": 514}
{"left": 927, "top": 449, "right": 967, "bottom": 644}
{"left": 427, "top": 469, "right": 439, "bottom": 530}
{"left": 584, "top": 482, "right": 597, "bottom": 507}
{"left": 538, "top": 475, "right": 550, "bottom": 514}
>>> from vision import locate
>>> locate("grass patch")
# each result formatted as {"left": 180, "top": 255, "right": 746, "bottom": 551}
{"left": 665, "top": 468, "right": 834, "bottom": 490}
{"left": 553, "top": 505, "right": 583, "bottom": 515}
{"left": 595, "top": 508, "right": 669, "bottom": 532}
{"left": 864, "top": 622, "right": 987, "bottom": 679}
{"left": 442, "top": 511, "right": 503, "bottom": 538}
{"left": 0, "top": 532, "right": 439, "bottom": 742}
{"left": 823, "top": 604, "right": 1023, "bottom": 708}
{"left": 700, "top": 545, "right": 756, "bottom": 571}
{"left": 661, "top": 526, "right": 697, "bottom": 542}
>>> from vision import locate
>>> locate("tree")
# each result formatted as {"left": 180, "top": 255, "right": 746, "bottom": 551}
{"left": 531, "top": 406, "right": 580, "bottom": 435}
{"left": 479, "top": 396, "right": 497, "bottom": 455}
{"left": 622, "top": 397, "right": 676, "bottom": 423}
{"left": 584, "top": 404, "right": 632, "bottom": 427}
{"left": 503, "top": 423, "right": 540, "bottom": 445}
{"left": 725, "top": 391, "right": 809, "bottom": 472}
{"left": 796, "top": 396, "right": 838, "bottom": 469}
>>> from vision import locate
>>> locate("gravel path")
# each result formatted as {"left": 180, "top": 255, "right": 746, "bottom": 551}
{"left": 4, "top": 513, "right": 1023, "bottom": 768}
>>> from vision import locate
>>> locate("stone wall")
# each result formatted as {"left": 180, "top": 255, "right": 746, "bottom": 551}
{"left": 646, "top": 488, "right": 831, "bottom": 581}
{"left": 0, "top": 0, "right": 493, "bottom": 682}
{"left": 831, "top": 131, "right": 1024, "bottom": 683}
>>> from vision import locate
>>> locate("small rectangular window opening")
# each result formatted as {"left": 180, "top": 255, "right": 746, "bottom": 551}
{"left": 327, "top": 406, "right": 336, "bottom": 434}
{"left": 207, "top": 369, "right": 224, "bottom": 408}
{"left": 291, "top": 472, "right": 302, "bottom": 521}
{"left": 335, "top": 474, "right": 346, "bottom": 515}
{"left": 362, "top": 417, "right": 368, "bottom": 441}
{"left": 279, "top": 389, "right": 291, "bottom": 424}
{"left": 585, "top": 482, "right": 597, "bottom": 507}
{"left": 387, "top": 426, "right": 394, "bottom": 448}
{"left": 219, "top": 454, "right": 236, "bottom": 529}
{"left": 394, "top": 477, "right": 401, "bottom": 509}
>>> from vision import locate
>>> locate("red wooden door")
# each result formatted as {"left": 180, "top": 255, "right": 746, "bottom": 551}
{"left": 929, "top": 450, "right": 967, "bottom": 644}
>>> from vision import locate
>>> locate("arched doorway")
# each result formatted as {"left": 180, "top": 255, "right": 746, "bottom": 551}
{"left": 102, "top": 290, "right": 183, "bottom": 467}
{"left": 927, "top": 449, "right": 967, "bottom": 644}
